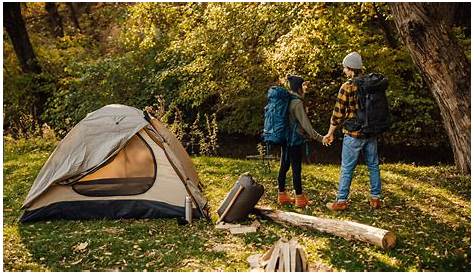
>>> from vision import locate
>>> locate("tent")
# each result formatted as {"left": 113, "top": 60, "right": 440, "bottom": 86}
{"left": 20, "top": 104, "right": 209, "bottom": 222}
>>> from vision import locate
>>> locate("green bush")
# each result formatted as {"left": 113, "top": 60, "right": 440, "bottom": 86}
{"left": 5, "top": 3, "right": 468, "bottom": 149}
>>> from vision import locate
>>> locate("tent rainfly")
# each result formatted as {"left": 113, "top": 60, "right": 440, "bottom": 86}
{"left": 20, "top": 104, "right": 209, "bottom": 222}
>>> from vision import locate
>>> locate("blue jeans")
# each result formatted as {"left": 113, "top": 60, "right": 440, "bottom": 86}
{"left": 336, "top": 134, "right": 381, "bottom": 201}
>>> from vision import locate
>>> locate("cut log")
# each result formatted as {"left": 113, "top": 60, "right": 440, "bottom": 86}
{"left": 277, "top": 247, "right": 284, "bottom": 272}
{"left": 229, "top": 226, "right": 257, "bottom": 234}
{"left": 215, "top": 223, "right": 241, "bottom": 230}
{"left": 281, "top": 242, "right": 290, "bottom": 272}
{"left": 249, "top": 237, "right": 324, "bottom": 272}
{"left": 256, "top": 208, "right": 396, "bottom": 250}
{"left": 289, "top": 240, "right": 297, "bottom": 272}
{"left": 297, "top": 246, "right": 308, "bottom": 272}
{"left": 265, "top": 239, "right": 281, "bottom": 272}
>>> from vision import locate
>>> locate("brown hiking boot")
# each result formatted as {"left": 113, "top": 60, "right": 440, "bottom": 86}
{"left": 278, "top": 192, "right": 295, "bottom": 205}
{"left": 295, "top": 194, "right": 313, "bottom": 208}
{"left": 369, "top": 198, "right": 382, "bottom": 209}
{"left": 326, "top": 200, "right": 349, "bottom": 211}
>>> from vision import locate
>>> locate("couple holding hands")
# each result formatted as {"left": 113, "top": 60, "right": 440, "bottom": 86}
{"left": 276, "top": 52, "right": 382, "bottom": 211}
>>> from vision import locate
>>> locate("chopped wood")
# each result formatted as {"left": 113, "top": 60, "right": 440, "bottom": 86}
{"left": 216, "top": 221, "right": 259, "bottom": 234}
{"left": 282, "top": 242, "right": 290, "bottom": 272}
{"left": 289, "top": 240, "right": 297, "bottom": 272}
{"left": 297, "top": 245, "right": 308, "bottom": 272}
{"left": 247, "top": 254, "right": 262, "bottom": 269}
{"left": 215, "top": 222, "right": 241, "bottom": 230}
{"left": 260, "top": 243, "right": 275, "bottom": 264}
{"left": 277, "top": 247, "right": 284, "bottom": 272}
{"left": 256, "top": 208, "right": 397, "bottom": 250}
{"left": 250, "top": 238, "right": 315, "bottom": 272}
{"left": 229, "top": 226, "right": 257, "bottom": 234}
{"left": 265, "top": 239, "right": 281, "bottom": 272}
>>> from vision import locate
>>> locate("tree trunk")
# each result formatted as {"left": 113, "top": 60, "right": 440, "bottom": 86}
{"left": 372, "top": 3, "right": 399, "bottom": 49}
{"left": 390, "top": 3, "right": 471, "bottom": 174}
{"left": 66, "top": 2, "right": 81, "bottom": 31}
{"left": 3, "top": 3, "right": 42, "bottom": 74}
{"left": 45, "top": 2, "right": 64, "bottom": 37}
{"left": 255, "top": 208, "right": 397, "bottom": 250}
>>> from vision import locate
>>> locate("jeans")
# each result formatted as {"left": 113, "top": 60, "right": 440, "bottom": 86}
{"left": 277, "top": 145, "right": 303, "bottom": 195}
{"left": 336, "top": 134, "right": 381, "bottom": 201}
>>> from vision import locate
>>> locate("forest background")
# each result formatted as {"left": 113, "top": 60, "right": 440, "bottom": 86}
{"left": 3, "top": 2, "right": 471, "bottom": 165}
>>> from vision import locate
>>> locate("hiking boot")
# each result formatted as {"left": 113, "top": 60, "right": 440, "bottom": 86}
{"left": 326, "top": 200, "right": 349, "bottom": 211}
{"left": 369, "top": 198, "right": 382, "bottom": 209}
{"left": 278, "top": 192, "right": 295, "bottom": 205}
{"left": 295, "top": 194, "right": 313, "bottom": 208}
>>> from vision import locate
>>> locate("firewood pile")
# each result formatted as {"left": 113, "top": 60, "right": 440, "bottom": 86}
{"left": 248, "top": 238, "right": 310, "bottom": 272}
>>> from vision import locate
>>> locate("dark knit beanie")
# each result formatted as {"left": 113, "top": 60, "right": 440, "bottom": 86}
{"left": 287, "top": 75, "right": 304, "bottom": 93}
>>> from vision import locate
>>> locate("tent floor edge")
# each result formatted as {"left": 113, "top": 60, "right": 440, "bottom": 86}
{"left": 20, "top": 199, "right": 203, "bottom": 223}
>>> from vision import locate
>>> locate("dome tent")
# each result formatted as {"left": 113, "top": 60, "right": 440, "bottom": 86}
{"left": 20, "top": 104, "right": 209, "bottom": 222}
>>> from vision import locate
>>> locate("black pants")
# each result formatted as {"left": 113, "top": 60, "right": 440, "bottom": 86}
{"left": 277, "top": 144, "right": 303, "bottom": 195}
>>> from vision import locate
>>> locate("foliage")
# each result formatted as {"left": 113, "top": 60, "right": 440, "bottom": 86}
{"left": 3, "top": 138, "right": 471, "bottom": 271}
{"left": 4, "top": 3, "right": 470, "bottom": 148}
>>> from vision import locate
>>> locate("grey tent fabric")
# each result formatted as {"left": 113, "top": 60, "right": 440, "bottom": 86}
{"left": 22, "top": 104, "right": 149, "bottom": 208}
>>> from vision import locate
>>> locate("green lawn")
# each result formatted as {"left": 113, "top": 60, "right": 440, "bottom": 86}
{"left": 3, "top": 137, "right": 471, "bottom": 271}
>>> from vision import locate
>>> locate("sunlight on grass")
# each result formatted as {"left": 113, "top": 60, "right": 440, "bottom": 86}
{"left": 383, "top": 169, "right": 469, "bottom": 226}
{"left": 3, "top": 225, "right": 49, "bottom": 272}
{"left": 3, "top": 138, "right": 471, "bottom": 271}
{"left": 366, "top": 248, "right": 400, "bottom": 268}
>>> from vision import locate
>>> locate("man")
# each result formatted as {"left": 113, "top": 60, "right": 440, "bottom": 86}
{"left": 324, "top": 52, "right": 382, "bottom": 211}
{"left": 277, "top": 75, "right": 326, "bottom": 208}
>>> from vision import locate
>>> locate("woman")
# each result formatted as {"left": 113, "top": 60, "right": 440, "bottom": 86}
{"left": 277, "top": 75, "right": 326, "bottom": 208}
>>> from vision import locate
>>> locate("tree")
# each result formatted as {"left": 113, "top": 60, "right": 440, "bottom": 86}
{"left": 390, "top": 3, "right": 470, "bottom": 174}
{"left": 4, "top": 3, "right": 42, "bottom": 73}
{"left": 45, "top": 2, "right": 64, "bottom": 37}
{"left": 66, "top": 2, "right": 81, "bottom": 32}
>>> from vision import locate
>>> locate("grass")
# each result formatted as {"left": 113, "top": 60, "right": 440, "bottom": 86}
{"left": 3, "top": 136, "right": 471, "bottom": 271}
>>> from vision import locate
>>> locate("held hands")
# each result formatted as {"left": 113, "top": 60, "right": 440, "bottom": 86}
{"left": 322, "top": 133, "right": 334, "bottom": 146}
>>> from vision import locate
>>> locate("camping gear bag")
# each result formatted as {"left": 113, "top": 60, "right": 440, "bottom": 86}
{"left": 217, "top": 174, "right": 264, "bottom": 223}
{"left": 343, "top": 73, "right": 391, "bottom": 135}
{"left": 263, "top": 86, "right": 291, "bottom": 145}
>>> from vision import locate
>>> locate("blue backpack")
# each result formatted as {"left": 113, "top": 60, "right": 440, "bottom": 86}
{"left": 263, "top": 86, "right": 291, "bottom": 145}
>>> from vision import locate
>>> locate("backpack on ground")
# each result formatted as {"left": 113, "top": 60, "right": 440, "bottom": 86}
{"left": 263, "top": 86, "right": 291, "bottom": 145}
{"left": 343, "top": 73, "right": 391, "bottom": 135}
{"left": 217, "top": 173, "right": 264, "bottom": 223}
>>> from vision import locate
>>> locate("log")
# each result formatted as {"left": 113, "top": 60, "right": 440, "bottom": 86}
{"left": 256, "top": 208, "right": 396, "bottom": 250}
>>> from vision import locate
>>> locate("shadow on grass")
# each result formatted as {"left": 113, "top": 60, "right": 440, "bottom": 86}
{"left": 17, "top": 218, "right": 233, "bottom": 271}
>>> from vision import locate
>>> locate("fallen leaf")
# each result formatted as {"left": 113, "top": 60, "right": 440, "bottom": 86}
{"left": 73, "top": 242, "right": 89, "bottom": 252}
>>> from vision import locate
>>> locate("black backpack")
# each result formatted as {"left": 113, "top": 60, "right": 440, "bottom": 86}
{"left": 343, "top": 73, "right": 391, "bottom": 135}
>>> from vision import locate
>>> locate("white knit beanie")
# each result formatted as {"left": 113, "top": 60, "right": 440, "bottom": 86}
{"left": 342, "top": 52, "right": 363, "bottom": 69}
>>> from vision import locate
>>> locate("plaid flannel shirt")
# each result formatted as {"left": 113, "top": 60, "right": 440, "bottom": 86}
{"left": 330, "top": 79, "right": 363, "bottom": 138}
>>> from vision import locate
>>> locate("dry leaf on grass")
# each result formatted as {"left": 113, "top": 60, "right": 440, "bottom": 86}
{"left": 73, "top": 242, "right": 89, "bottom": 252}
